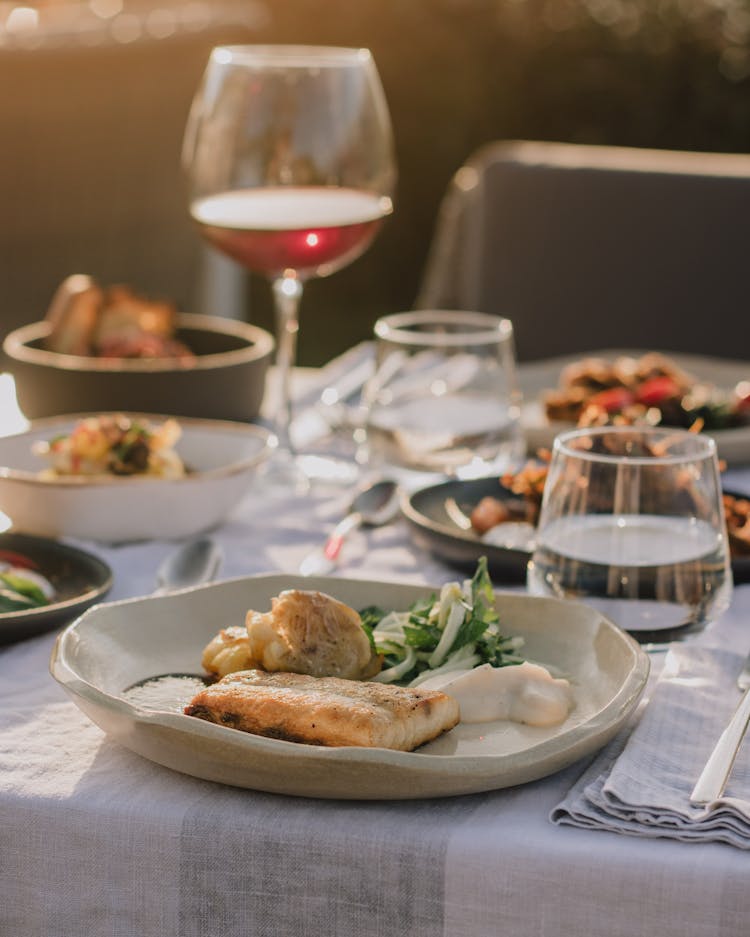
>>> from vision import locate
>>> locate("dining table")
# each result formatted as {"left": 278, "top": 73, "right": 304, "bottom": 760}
{"left": 1, "top": 359, "right": 749, "bottom": 937}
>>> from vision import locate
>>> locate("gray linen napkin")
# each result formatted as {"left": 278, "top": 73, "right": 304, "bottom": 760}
{"left": 551, "top": 645, "right": 750, "bottom": 849}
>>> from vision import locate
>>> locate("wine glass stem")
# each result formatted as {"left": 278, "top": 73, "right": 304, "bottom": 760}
{"left": 271, "top": 274, "right": 303, "bottom": 453}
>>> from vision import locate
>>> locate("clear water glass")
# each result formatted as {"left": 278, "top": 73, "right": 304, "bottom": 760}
{"left": 527, "top": 425, "right": 732, "bottom": 644}
{"left": 363, "top": 310, "right": 524, "bottom": 479}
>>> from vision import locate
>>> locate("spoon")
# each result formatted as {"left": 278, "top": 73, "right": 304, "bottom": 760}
{"left": 153, "top": 537, "right": 223, "bottom": 595}
{"left": 299, "top": 478, "right": 400, "bottom": 576}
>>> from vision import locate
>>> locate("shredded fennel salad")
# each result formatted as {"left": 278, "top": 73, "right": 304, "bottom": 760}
{"left": 359, "top": 558, "right": 525, "bottom": 687}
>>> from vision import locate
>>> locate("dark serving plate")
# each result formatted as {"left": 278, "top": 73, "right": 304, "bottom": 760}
{"left": 0, "top": 532, "right": 112, "bottom": 644}
{"left": 402, "top": 476, "right": 750, "bottom": 586}
{"left": 402, "top": 476, "right": 531, "bottom": 584}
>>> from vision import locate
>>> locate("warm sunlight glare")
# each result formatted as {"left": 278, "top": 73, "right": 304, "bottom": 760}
{"left": 0, "top": 373, "right": 30, "bottom": 438}
{"left": 5, "top": 5, "right": 39, "bottom": 32}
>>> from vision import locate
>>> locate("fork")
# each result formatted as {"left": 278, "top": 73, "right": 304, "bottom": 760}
{"left": 690, "top": 652, "right": 750, "bottom": 804}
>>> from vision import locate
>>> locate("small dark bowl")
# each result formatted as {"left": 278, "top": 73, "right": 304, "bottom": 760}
{"left": 0, "top": 531, "right": 112, "bottom": 644}
{"left": 2, "top": 313, "right": 274, "bottom": 423}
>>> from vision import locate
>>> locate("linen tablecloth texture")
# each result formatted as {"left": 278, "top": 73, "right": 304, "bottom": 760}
{"left": 3, "top": 500, "right": 750, "bottom": 937}
{"left": 2, "top": 367, "right": 750, "bottom": 936}
{"left": 552, "top": 645, "right": 750, "bottom": 848}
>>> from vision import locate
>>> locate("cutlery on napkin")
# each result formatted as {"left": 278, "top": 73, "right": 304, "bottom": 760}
{"left": 551, "top": 644, "right": 750, "bottom": 849}
{"left": 690, "top": 651, "right": 750, "bottom": 804}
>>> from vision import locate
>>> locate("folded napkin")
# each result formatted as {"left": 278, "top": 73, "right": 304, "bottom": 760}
{"left": 551, "top": 644, "right": 750, "bottom": 849}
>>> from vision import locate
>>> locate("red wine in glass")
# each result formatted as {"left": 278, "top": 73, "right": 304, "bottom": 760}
{"left": 182, "top": 45, "right": 396, "bottom": 490}
{"left": 192, "top": 186, "right": 392, "bottom": 278}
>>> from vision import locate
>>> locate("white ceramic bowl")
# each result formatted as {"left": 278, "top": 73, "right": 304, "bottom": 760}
{"left": 0, "top": 413, "right": 275, "bottom": 542}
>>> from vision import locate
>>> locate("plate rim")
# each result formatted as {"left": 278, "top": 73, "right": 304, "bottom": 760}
{"left": 3, "top": 313, "right": 275, "bottom": 373}
{"left": 0, "top": 412, "right": 275, "bottom": 486}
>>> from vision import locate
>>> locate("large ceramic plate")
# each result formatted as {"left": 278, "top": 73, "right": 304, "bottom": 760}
{"left": 51, "top": 574, "right": 649, "bottom": 800}
{"left": 402, "top": 476, "right": 750, "bottom": 586}
{"left": 518, "top": 348, "right": 749, "bottom": 463}
{"left": 0, "top": 531, "right": 111, "bottom": 644}
{"left": 0, "top": 413, "right": 274, "bottom": 542}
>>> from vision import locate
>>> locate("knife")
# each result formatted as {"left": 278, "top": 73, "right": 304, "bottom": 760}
{"left": 690, "top": 652, "right": 750, "bottom": 804}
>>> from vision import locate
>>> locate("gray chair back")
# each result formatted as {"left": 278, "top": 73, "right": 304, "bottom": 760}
{"left": 417, "top": 140, "right": 750, "bottom": 361}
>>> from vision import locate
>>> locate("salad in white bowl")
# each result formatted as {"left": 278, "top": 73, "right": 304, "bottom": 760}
{"left": 0, "top": 412, "right": 275, "bottom": 543}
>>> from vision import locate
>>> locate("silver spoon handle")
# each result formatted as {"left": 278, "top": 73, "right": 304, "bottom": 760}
{"left": 299, "top": 512, "right": 362, "bottom": 577}
{"left": 690, "top": 685, "right": 750, "bottom": 804}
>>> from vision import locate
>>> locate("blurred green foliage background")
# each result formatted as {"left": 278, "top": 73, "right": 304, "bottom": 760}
{"left": 249, "top": 0, "right": 750, "bottom": 364}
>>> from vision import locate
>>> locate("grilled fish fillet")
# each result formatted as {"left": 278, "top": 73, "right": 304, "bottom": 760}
{"left": 184, "top": 670, "right": 460, "bottom": 751}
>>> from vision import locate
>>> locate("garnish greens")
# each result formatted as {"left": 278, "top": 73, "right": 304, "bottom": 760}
{"left": 360, "top": 557, "right": 524, "bottom": 687}
{"left": 0, "top": 571, "right": 52, "bottom": 613}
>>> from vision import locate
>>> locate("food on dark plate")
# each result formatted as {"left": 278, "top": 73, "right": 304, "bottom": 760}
{"left": 33, "top": 413, "right": 186, "bottom": 479}
{"left": 543, "top": 352, "right": 749, "bottom": 431}
{"left": 471, "top": 457, "right": 750, "bottom": 560}
{"left": 724, "top": 493, "right": 750, "bottom": 556}
{"left": 470, "top": 460, "right": 548, "bottom": 534}
{"left": 0, "top": 550, "right": 55, "bottom": 613}
{"left": 43, "top": 274, "right": 195, "bottom": 361}
{"left": 184, "top": 669, "right": 460, "bottom": 751}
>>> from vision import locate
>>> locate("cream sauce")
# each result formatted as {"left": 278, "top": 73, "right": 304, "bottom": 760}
{"left": 418, "top": 662, "right": 573, "bottom": 727}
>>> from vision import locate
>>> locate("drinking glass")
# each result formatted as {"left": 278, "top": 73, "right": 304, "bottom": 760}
{"left": 362, "top": 310, "right": 524, "bottom": 479}
{"left": 527, "top": 425, "right": 732, "bottom": 644}
{"left": 182, "top": 45, "right": 396, "bottom": 484}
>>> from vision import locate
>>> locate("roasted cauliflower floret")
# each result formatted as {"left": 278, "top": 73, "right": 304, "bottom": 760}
{"left": 245, "top": 589, "right": 382, "bottom": 680}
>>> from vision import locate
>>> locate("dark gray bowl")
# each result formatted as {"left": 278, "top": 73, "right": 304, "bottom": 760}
{"left": 0, "top": 531, "right": 111, "bottom": 644}
{"left": 2, "top": 312, "right": 274, "bottom": 423}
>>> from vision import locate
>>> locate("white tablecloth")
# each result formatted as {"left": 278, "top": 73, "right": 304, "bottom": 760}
{"left": 2, "top": 462, "right": 750, "bottom": 937}
{"left": 2, "top": 347, "right": 750, "bottom": 937}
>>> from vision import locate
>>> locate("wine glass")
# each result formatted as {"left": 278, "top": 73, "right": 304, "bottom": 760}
{"left": 527, "top": 425, "right": 732, "bottom": 645}
{"left": 182, "top": 45, "right": 396, "bottom": 486}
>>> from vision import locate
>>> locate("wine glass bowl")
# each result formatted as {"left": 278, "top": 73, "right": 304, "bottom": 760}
{"left": 527, "top": 425, "right": 733, "bottom": 644}
{"left": 193, "top": 187, "right": 390, "bottom": 280}
{"left": 182, "top": 45, "right": 396, "bottom": 479}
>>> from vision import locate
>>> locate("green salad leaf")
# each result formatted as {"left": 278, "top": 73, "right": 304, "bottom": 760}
{"left": 362, "top": 557, "right": 524, "bottom": 687}
{"left": 0, "top": 571, "right": 52, "bottom": 613}
{"left": 0, "top": 587, "right": 40, "bottom": 613}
